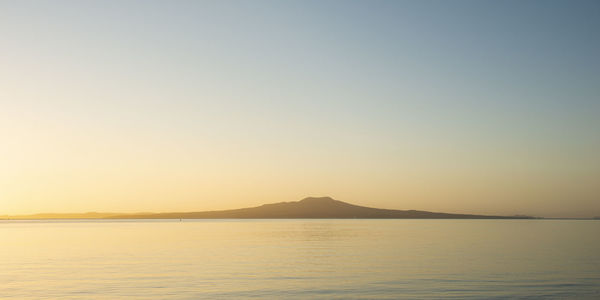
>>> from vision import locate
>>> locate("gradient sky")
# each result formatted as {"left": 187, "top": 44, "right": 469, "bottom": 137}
{"left": 1, "top": 0, "right": 599, "bottom": 217}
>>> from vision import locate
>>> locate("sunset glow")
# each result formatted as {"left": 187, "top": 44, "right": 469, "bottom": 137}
{"left": 1, "top": 1, "right": 599, "bottom": 218}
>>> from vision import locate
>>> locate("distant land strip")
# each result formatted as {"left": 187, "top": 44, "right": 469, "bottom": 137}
{"left": 3, "top": 197, "right": 539, "bottom": 220}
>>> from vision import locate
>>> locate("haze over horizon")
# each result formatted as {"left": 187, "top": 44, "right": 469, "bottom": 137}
{"left": 2, "top": 1, "right": 599, "bottom": 218}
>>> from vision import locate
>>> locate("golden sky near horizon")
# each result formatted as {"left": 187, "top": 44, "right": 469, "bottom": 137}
{"left": 1, "top": 1, "right": 599, "bottom": 217}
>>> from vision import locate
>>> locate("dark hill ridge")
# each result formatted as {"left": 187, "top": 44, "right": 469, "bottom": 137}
{"left": 111, "top": 197, "right": 531, "bottom": 219}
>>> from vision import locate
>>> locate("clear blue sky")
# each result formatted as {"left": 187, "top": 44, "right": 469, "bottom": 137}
{"left": 1, "top": 0, "right": 599, "bottom": 217}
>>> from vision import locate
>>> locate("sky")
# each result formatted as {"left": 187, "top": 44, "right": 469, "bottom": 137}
{"left": 1, "top": 0, "right": 599, "bottom": 217}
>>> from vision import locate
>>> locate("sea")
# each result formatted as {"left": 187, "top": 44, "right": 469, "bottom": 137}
{"left": 1, "top": 219, "right": 599, "bottom": 299}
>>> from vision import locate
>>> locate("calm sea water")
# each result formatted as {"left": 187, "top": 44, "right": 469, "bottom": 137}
{"left": 1, "top": 219, "right": 599, "bottom": 299}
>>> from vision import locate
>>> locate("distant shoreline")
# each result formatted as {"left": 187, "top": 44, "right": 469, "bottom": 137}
{"left": 2, "top": 218, "right": 598, "bottom": 222}
{"left": 4, "top": 197, "right": 596, "bottom": 221}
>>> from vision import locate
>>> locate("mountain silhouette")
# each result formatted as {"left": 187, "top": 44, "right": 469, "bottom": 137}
{"left": 111, "top": 197, "right": 531, "bottom": 219}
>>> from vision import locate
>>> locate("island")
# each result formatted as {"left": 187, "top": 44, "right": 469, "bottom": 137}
{"left": 109, "top": 197, "right": 533, "bottom": 219}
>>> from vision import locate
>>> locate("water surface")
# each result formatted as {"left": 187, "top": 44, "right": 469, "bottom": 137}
{"left": 1, "top": 219, "right": 599, "bottom": 299}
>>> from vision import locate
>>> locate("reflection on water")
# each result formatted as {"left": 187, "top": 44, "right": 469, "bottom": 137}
{"left": 1, "top": 219, "right": 599, "bottom": 299}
